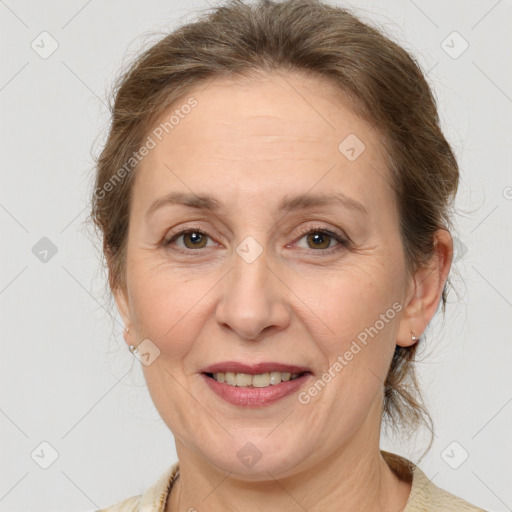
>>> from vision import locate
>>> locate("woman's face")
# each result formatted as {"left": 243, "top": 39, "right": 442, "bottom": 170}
{"left": 116, "top": 71, "right": 414, "bottom": 478}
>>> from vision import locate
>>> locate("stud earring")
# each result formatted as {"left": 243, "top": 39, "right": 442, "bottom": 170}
{"left": 124, "top": 327, "right": 136, "bottom": 352}
{"left": 411, "top": 330, "right": 418, "bottom": 342}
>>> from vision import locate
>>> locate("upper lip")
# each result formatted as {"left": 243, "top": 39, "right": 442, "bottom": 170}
{"left": 201, "top": 361, "right": 312, "bottom": 375}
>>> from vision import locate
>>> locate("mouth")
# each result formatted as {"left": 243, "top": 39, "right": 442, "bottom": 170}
{"left": 204, "top": 371, "right": 307, "bottom": 388}
{"left": 200, "top": 362, "right": 312, "bottom": 407}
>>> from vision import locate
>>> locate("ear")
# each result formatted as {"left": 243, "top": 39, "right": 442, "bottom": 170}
{"left": 106, "top": 247, "right": 134, "bottom": 346}
{"left": 114, "top": 284, "right": 134, "bottom": 347}
{"left": 113, "top": 284, "right": 130, "bottom": 327}
{"left": 396, "top": 229, "right": 453, "bottom": 347}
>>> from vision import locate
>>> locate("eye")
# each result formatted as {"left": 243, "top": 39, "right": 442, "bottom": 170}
{"left": 164, "top": 228, "right": 216, "bottom": 251}
{"left": 292, "top": 226, "right": 349, "bottom": 253}
{"left": 163, "top": 225, "right": 350, "bottom": 254}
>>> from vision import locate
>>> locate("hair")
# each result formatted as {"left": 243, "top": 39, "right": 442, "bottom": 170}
{"left": 89, "top": 0, "right": 459, "bottom": 449}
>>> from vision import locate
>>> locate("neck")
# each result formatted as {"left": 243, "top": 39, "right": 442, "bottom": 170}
{"left": 166, "top": 405, "right": 412, "bottom": 512}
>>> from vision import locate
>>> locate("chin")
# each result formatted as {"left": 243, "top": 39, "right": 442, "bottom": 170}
{"left": 197, "top": 432, "right": 313, "bottom": 480}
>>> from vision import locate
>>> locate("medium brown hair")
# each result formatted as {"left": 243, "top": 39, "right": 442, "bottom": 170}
{"left": 89, "top": 0, "right": 459, "bottom": 444}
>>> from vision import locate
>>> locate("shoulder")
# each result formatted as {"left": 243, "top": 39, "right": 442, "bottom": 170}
{"left": 408, "top": 465, "right": 489, "bottom": 512}
{"left": 96, "top": 462, "right": 179, "bottom": 512}
{"left": 97, "top": 494, "right": 141, "bottom": 512}
{"left": 381, "top": 450, "right": 488, "bottom": 512}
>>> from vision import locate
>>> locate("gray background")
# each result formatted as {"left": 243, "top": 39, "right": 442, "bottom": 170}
{"left": 1, "top": 0, "right": 511, "bottom": 511}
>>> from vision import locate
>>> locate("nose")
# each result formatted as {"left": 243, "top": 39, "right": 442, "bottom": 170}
{"left": 215, "top": 248, "right": 291, "bottom": 341}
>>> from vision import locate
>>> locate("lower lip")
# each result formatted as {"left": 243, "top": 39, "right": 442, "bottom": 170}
{"left": 202, "top": 373, "right": 311, "bottom": 407}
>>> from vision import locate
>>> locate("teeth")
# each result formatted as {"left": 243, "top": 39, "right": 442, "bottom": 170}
{"left": 212, "top": 371, "right": 301, "bottom": 387}
{"left": 225, "top": 372, "right": 236, "bottom": 386}
{"left": 269, "top": 371, "right": 282, "bottom": 385}
{"left": 235, "top": 373, "right": 252, "bottom": 387}
{"left": 252, "top": 373, "right": 271, "bottom": 388}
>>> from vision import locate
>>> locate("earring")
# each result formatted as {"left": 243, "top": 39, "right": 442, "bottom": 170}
{"left": 411, "top": 330, "right": 418, "bottom": 342}
{"left": 124, "top": 326, "right": 136, "bottom": 352}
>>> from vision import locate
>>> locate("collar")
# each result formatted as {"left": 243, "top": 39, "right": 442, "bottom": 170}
{"left": 134, "top": 451, "right": 443, "bottom": 512}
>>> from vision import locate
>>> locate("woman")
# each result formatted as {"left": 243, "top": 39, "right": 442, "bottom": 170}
{"left": 91, "top": 0, "right": 487, "bottom": 510}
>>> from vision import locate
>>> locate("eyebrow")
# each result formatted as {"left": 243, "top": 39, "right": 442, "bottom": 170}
{"left": 145, "top": 190, "right": 368, "bottom": 219}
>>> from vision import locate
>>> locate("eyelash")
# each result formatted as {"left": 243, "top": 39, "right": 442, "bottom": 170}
{"left": 163, "top": 224, "right": 350, "bottom": 255}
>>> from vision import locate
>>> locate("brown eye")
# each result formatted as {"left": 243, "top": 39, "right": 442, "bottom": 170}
{"left": 165, "top": 229, "right": 212, "bottom": 250}
{"left": 305, "top": 231, "right": 334, "bottom": 250}
{"left": 182, "top": 231, "right": 208, "bottom": 249}
{"left": 294, "top": 228, "right": 348, "bottom": 252}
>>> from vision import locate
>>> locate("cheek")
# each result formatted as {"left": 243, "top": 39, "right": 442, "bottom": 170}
{"left": 127, "top": 260, "right": 223, "bottom": 363}
{"left": 295, "top": 258, "right": 404, "bottom": 412}
{"left": 298, "top": 260, "right": 404, "bottom": 350}
{"left": 128, "top": 249, "right": 405, "bottom": 355}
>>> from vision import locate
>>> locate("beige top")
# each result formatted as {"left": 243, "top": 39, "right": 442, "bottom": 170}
{"left": 97, "top": 451, "right": 488, "bottom": 511}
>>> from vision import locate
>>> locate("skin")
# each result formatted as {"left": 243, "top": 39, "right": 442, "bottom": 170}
{"left": 114, "top": 70, "right": 453, "bottom": 511}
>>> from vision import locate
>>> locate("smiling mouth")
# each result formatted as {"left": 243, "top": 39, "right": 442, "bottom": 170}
{"left": 204, "top": 371, "right": 309, "bottom": 388}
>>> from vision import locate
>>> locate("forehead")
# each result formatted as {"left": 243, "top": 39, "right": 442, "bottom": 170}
{"left": 133, "top": 71, "right": 394, "bottom": 219}
{"left": 158, "top": 71, "right": 373, "bottom": 153}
